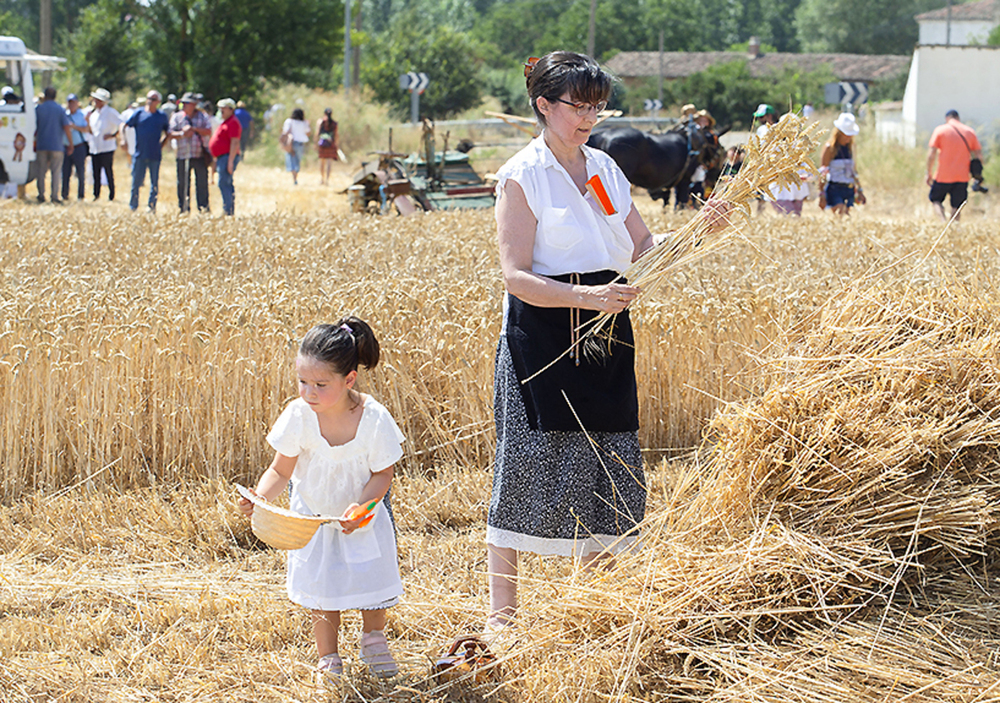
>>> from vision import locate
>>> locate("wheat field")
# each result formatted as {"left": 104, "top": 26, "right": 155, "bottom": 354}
{"left": 2, "top": 153, "right": 1000, "bottom": 701}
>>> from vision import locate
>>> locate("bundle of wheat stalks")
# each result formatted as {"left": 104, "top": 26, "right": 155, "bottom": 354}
{"left": 486, "top": 280, "right": 1000, "bottom": 701}
{"left": 584, "top": 112, "right": 822, "bottom": 343}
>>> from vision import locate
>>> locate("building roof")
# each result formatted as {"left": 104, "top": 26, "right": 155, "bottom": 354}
{"left": 605, "top": 52, "right": 911, "bottom": 83}
{"left": 915, "top": 0, "right": 998, "bottom": 22}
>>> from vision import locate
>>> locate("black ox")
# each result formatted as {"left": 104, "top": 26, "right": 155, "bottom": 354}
{"left": 587, "top": 124, "right": 727, "bottom": 207}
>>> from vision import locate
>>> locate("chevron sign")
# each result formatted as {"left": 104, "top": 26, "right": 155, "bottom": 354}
{"left": 399, "top": 72, "right": 430, "bottom": 94}
{"left": 823, "top": 81, "right": 869, "bottom": 106}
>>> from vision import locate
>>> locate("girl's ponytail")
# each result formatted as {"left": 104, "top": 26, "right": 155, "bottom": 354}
{"left": 339, "top": 315, "right": 380, "bottom": 370}
{"left": 299, "top": 316, "right": 380, "bottom": 375}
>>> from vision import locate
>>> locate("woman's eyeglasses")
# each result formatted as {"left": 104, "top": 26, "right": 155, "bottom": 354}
{"left": 553, "top": 98, "right": 608, "bottom": 117}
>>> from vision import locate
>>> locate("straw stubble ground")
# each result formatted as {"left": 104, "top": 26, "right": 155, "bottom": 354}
{"left": 2, "top": 171, "right": 1000, "bottom": 701}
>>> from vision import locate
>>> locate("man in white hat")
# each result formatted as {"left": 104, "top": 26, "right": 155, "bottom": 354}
{"left": 927, "top": 109, "right": 983, "bottom": 222}
{"left": 87, "top": 87, "right": 122, "bottom": 201}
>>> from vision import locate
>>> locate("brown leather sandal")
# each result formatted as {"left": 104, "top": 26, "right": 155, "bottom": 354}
{"left": 433, "top": 635, "right": 498, "bottom": 684}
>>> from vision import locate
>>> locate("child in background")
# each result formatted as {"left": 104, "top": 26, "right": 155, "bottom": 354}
{"left": 239, "top": 317, "right": 405, "bottom": 680}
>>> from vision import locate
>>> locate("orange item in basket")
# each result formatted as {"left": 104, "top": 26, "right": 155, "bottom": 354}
{"left": 585, "top": 174, "right": 617, "bottom": 216}
{"left": 346, "top": 499, "right": 378, "bottom": 528}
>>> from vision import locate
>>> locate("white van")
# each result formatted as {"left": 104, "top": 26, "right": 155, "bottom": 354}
{"left": 0, "top": 36, "right": 65, "bottom": 190}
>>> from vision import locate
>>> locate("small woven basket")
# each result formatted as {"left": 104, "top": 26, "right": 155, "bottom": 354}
{"left": 236, "top": 484, "right": 334, "bottom": 550}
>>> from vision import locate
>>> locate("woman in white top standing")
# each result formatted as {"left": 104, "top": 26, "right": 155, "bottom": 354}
{"left": 485, "top": 51, "right": 658, "bottom": 637}
{"left": 282, "top": 108, "right": 311, "bottom": 185}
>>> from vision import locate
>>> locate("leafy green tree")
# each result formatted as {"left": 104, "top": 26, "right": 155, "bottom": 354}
{"left": 469, "top": 0, "right": 567, "bottom": 60}
{"left": 362, "top": 10, "right": 482, "bottom": 118}
{"left": 0, "top": 0, "right": 100, "bottom": 51}
{"left": 362, "top": 0, "right": 479, "bottom": 34}
{"left": 677, "top": 60, "right": 834, "bottom": 128}
{"left": 795, "top": 0, "right": 945, "bottom": 55}
{"left": 63, "top": 0, "right": 140, "bottom": 95}
{"left": 537, "top": 0, "right": 652, "bottom": 59}
{"left": 131, "top": 0, "right": 342, "bottom": 103}
{"left": 0, "top": 8, "right": 37, "bottom": 47}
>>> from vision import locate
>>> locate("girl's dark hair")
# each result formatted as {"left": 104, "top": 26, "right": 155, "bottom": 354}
{"left": 291, "top": 107, "right": 305, "bottom": 121}
{"left": 526, "top": 51, "right": 613, "bottom": 127}
{"left": 299, "top": 317, "right": 380, "bottom": 376}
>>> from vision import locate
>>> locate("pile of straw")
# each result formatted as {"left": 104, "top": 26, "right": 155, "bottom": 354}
{"left": 493, "top": 281, "right": 1000, "bottom": 701}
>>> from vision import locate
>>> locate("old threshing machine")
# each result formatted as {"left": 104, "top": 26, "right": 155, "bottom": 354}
{"left": 348, "top": 119, "right": 495, "bottom": 215}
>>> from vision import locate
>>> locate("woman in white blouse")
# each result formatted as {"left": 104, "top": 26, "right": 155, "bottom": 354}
{"left": 484, "top": 51, "right": 658, "bottom": 637}
{"left": 282, "top": 108, "right": 311, "bottom": 185}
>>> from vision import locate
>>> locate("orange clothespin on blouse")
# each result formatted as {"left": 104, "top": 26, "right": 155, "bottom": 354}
{"left": 586, "top": 174, "right": 617, "bottom": 216}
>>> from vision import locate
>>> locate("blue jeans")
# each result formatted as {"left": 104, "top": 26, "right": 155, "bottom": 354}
{"left": 130, "top": 157, "right": 161, "bottom": 211}
{"left": 217, "top": 153, "right": 240, "bottom": 216}
{"left": 284, "top": 142, "right": 304, "bottom": 173}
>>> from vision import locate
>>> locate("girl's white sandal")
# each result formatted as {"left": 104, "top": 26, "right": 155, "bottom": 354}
{"left": 360, "top": 631, "right": 398, "bottom": 678}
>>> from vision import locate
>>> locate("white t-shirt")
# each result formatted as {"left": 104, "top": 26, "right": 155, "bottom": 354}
{"left": 266, "top": 395, "right": 405, "bottom": 611}
{"left": 88, "top": 104, "right": 122, "bottom": 154}
{"left": 282, "top": 118, "right": 310, "bottom": 144}
{"left": 494, "top": 136, "right": 636, "bottom": 277}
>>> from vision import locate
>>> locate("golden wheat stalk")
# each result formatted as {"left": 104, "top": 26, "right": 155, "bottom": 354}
{"left": 526, "top": 112, "right": 824, "bottom": 383}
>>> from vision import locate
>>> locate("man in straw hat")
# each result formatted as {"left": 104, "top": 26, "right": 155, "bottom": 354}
{"left": 87, "top": 87, "right": 122, "bottom": 201}
{"left": 927, "top": 109, "right": 983, "bottom": 222}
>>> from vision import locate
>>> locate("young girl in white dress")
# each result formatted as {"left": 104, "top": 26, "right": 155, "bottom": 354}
{"left": 239, "top": 317, "right": 405, "bottom": 679}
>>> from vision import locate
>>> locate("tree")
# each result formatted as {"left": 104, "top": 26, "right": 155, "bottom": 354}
{"left": 795, "top": 0, "right": 946, "bottom": 55}
{"left": 677, "top": 60, "right": 835, "bottom": 128}
{"left": 63, "top": 0, "right": 140, "bottom": 95}
{"left": 470, "top": 0, "right": 566, "bottom": 60}
{"left": 132, "top": 0, "right": 343, "bottom": 103}
{"left": 362, "top": 10, "right": 482, "bottom": 118}
{"left": 0, "top": 0, "right": 100, "bottom": 51}
{"left": 536, "top": 0, "right": 652, "bottom": 59}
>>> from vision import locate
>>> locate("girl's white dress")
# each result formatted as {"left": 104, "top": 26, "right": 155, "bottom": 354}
{"left": 267, "top": 396, "right": 405, "bottom": 611}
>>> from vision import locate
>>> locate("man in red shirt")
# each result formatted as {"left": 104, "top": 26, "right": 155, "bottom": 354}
{"left": 927, "top": 109, "right": 982, "bottom": 222}
{"left": 209, "top": 97, "right": 242, "bottom": 216}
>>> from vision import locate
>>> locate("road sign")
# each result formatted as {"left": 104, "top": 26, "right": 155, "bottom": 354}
{"left": 400, "top": 72, "right": 431, "bottom": 124}
{"left": 399, "top": 72, "right": 429, "bottom": 94}
{"left": 824, "top": 81, "right": 869, "bottom": 106}
{"left": 643, "top": 99, "right": 663, "bottom": 112}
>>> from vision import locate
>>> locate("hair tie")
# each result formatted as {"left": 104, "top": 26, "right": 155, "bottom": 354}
{"left": 340, "top": 323, "right": 353, "bottom": 336}
{"left": 523, "top": 56, "right": 539, "bottom": 79}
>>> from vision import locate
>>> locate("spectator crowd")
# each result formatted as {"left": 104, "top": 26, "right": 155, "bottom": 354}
{"left": 13, "top": 86, "right": 251, "bottom": 216}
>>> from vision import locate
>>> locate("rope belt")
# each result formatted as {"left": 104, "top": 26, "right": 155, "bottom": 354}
{"left": 569, "top": 273, "right": 581, "bottom": 366}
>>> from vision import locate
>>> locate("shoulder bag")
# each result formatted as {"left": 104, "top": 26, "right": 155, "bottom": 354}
{"left": 950, "top": 125, "right": 983, "bottom": 180}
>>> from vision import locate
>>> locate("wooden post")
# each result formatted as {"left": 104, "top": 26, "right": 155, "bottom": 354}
{"left": 352, "top": 0, "right": 362, "bottom": 89}
{"left": 658, "top": 29, "right": 664, "bottom": 106}
{"left": 39, "top": 0, "right": 52, "bottom": 88}
{"left": 343, "top": 0, "right": 352, "bottom": 95}
{"left": 587, "top": 0, "right": 597, "bottom": 57}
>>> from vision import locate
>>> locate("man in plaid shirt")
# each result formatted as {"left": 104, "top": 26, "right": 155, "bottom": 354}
{"left": 169, "top": 92, "right": 213, "bottom": 213}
